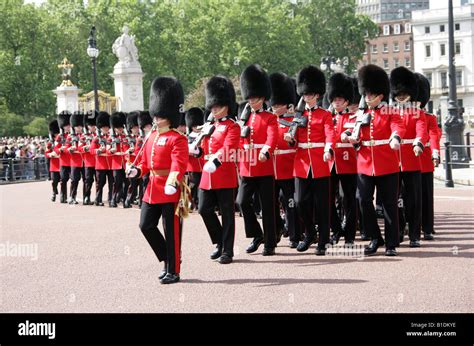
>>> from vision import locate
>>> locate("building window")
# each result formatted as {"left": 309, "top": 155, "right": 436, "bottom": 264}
{"left": 383, "top": 25, "right": 390, "bottom": 35}
{"left": 371, "top": 44, "right": 378, "bottom": 54}
{"left": 440, "top": 25, "right": 445, "bottom": 32}
{"left": 394, "top": 58, "right": 400, "bottom": 67}
{"left": 425, "top": 26, "right": 430, "bottom": 34}
{"left": 425, "top": 45, "right": 431, "bottom": 57}
{"left": 441, "top": 72, "right": 447, "bottom": 88}
{"left": 383, "top": 59, "right": 389, "bottom": 69}
{"left": 383, "top": 43, "right": 388, "bottom": 52}
{"left": 455, "top": 23, "right": 460, "bottom": 31}
{"left": 405, "top": 23, "right": 411, "bottom": 33}
{"left": 426, "top": 72, "right": 432, "bottom": 86}
{"left": 394, "top": 24, "right": 400, "bottom": 34}
{"left": 393, "top": 42, "right": 399, "bottom": 52}
{"left": 405, "top": 57, "right": 411, "bottom": 67}
{"left": 404, "top": 41, "right": 410, "bottom": 51}
{"left": 440, "top": 43, "right": 446, "bottom": 56}
{"left": 455, "top": 42, "right": 461, "bottom": 55}
{"left": 371, "top": 58, "right": 378, "bottom": 65}
{"left": 456, "top": 70, "right": 462, "bottom": 86}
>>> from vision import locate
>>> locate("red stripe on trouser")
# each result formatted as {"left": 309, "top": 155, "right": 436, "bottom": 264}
{"left": 174, "top": 209, "right": 181, "bottom": 274}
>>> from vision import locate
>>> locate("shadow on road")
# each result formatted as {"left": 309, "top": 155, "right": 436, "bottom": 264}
{"left": 183, "top": 277, "right": 368, "bottom": 287}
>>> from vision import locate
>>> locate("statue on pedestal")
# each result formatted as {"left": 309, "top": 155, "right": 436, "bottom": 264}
{"left": 112, "top": 25, "right": 140, "bottom": 68}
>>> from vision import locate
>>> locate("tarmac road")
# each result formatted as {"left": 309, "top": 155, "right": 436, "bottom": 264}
{"left": 0, "top": 180, "right": 473, "bottom": 313}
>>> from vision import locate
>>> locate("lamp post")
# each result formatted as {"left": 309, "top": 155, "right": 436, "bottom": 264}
{"left": 444, "top": 0, "right": 468, "bottom": 166}
{"left": 87, "top": 26, "right": 100, "bottom": 113}
{"left": 320, "top": 51, "right": 347, "bottom": 77}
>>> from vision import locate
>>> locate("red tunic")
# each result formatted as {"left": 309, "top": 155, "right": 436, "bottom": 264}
{"left": 91, "top": 134, "right": 112, "bottom": 170}
{"left": 187, "top": 132, "right": 205, "bottom": 173}
{"left": 272, "top": 116, "right": 297, "bottom": 180}
{"left": 293, "top": 107, "right": 335, "bottom": 179}
{"left": 200, "top": 118, "right": 240, "bottom": 190}
{"left": 357, "top": 105, "right": 406, "bottom": 176}
{"left": 397, "top": 106, "right": 426, "bottom": 172}
{"left": 239, "top": 110, "right": 278, "bottom": 177}
{"left": 53, "top": 133, "right": 71, "bottom": 167}
{"left": 68, "top": 134, "right": 84, "bottom": 168}
{"left": 330, "top": 111, "right": 358, "bottom": 175}
{"left": 78, "top": 133, "right": 96, "bottom": 168}
{"left": 45, "top": 144, "right": 60, "bottom": 172}
{"left": 420, "top": 112, "right": 441, "bottom": 173}
{"left": 106, "top": 134, "right": 127, "bottom": 170}
{"left": 138, "top": 128, "right": 189, "bottom": 204}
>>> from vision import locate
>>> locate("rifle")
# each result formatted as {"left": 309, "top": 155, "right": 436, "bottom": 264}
{"left": 237, "top": 103, "right": 252, "bottom": 138}
{"left": 59, "top": 128, "right": 66, "bottom": 147}
{"left": 109, "top": 128, "right": 119, "bottom": 152}
{"left": 96, "top": 127, "right": 106, "bottom": 153}
{"left": 348, "top": 96, "right": 370, "bottom": 150}
{"left": 277, "top": 97, "right": 308, "bottom": 139}
{"left": 189, "top": 113, "right": 215, "bottom": 152}
{"left": 70, "top": 126, "right": 79, "bottom": 151}
{"left": 124, "top": 125, "right": 136, "bottom": 157}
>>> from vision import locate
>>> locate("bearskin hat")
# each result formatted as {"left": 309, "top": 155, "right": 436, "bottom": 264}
{"left": 57, "top": 111, "right": 71, "bottom": 129}
{"left": 269, "top": 72, "right": 297, "bottom": 107}
{"left": 205, "top": 75, "right": 237, "bottom": 114}
{"left": 110, "top": 111, "right": 126, "bottom": 129}
{"left": 414, "top": 73, "right": 431, "bottom": 109}
{"left": 350, "top": 77, "right": 362, "bottom": 105}
{"left": 149, "top": 76, "right": 184, "bottom": 128}
{"left": 390, "top": 66, "right": 418, "bottom": 101}
{"left": 126, "top": 111, "right": 139, "bottom": 132}
{"left": 240, "top": 64, "right": 271, "bottom": 101}
{"left": 48, "top": 120, "right": 60, "bottom": 136}
{"left": 96, "top": 111, "right": 110, "bottom": 129}
{"left": 70, "top": 111, "right": 84, "bottom": 127}
{"left": 328, "top": 73, "right": 354, "bottom": 104}
{"left": 185, "top": 107, "right": 204, "bottom": 130}
{"left": 296, "top": 65, "right": 326, "bottom": 96}
{"left": 357, "top": 64, "right": 390, "bottom": 102}
{"left": 84, "top": 110, "right": 98, "bottom": 127}
{"left": 138, "top": 111, "right": 152, "bottom": 129}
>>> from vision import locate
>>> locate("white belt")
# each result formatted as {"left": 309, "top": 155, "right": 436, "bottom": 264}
{"left": 274, "top": 149, "right": 296, "bottom": 155}
{"left": 335, "top": 143, "right": 353, "bottom": 148}
{"left": 361, "top": 139, "right": 390, "bottom": 147}
{"left": 298, "top": 142, "right": 325, "bottom": 149}
{"left": 401, "top": 138, "right": 415, "bottom": 144}
{"left": 243, "top": 143, "right": 264, "bottom": 150}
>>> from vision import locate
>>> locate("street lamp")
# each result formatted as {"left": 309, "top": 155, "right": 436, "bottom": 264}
{"left": 87, "top": 26, "right": 100, "bottom": 113}
{"left": 320, "top": 53, "right": 346, "bottom": 76}
{"left": 444, "top": 0, "right": 468, "bottom": 166}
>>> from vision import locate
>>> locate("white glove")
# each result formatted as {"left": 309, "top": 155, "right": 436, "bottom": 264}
{"left": 341, "top": 132, "right": 349, "bottom": 143}
{"left": 390, "top": 138, "right": 400, "bottom": 150}
{"left": 126, "top": 166, "right": 138, "bottom": 178}
{"left": 203, "top": 160, "right": 217, "bottom": 173}
{"left": 413, "top": 145, "right": 423, "bottom": 157}
{"left": 348, "top": 136, "right": 360, "bottom": 144}
{"left": 323, "top": 152, "right": 332, "bottom": 162}
{"left": 188, "top": 144, "right": 200, "bottom": 155}
{"left": 164, "top": 185, "right": 177, "bottom": 195}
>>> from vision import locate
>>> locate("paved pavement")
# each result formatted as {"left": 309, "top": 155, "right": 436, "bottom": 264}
{"left": 0, "top": 180, "right": 473, "bottom": 313}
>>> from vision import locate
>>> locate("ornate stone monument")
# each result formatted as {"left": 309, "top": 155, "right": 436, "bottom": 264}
{"left": 53, "top": 58, "right": 81, "bottom": 114}
{"left": 110, "top": 25, "right": 144, "bottom": 112}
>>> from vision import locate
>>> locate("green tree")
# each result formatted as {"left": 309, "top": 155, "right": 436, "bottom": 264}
{"left": 0, "top": 98, "right": 26, "bottom": 136}
{"left": 23, "top": 117, "right": 49, "bottom": 136}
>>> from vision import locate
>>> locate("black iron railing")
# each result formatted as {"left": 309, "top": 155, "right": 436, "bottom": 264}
{"left": 0, "top": 157, "right": 49, "bottom": 183}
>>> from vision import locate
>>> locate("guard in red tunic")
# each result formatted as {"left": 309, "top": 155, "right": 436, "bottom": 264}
{"left": 126, "top": 76, "right": 189, "bottom": 284}
{"left": 54, "top": 111, "right": 72, "bottom": 204}
{"left": 79, "top": 110, "right": 97, "bottom": 205}
{"left": 194, "top": 76, "right": 240, "bottom": 264}
{"left": 123, "top": 111, "right": 140, "bottom": 208}
{"left": 269, "top": 72, "right": 302, "bottom": 248}
{"left": 107, "top": 112, "right": 128, "bottom": 208}
{"left": 46, "top": 120, "right": 61, "bottom": 202}
{"left": 350, "top": 64, "right": 406, "bottom": 256}
{"left": 390, "top": 67, "right": 427, "bottom": 247}
{"left": 91, "top": 112, "right": 113, "bottom": 206}
{"left": 327, "top": 73, "right": 358, "bottom": 245}
{"left": 237, "top": 64, "right": 279, "bottom": 256}
{"left": 136, "top": 111, "right": 153, "bottom": 209}
{"left": 67, "top": 111, "right": 85, "bottom": 205}
{"left": 285, "top": 65, "right": 335, "bottom": 255}
{"left": 185, "top": 107, "right": 205, "bottom": 211}
{"left": 416, "top": 73, "right": 440, "bottom": 240}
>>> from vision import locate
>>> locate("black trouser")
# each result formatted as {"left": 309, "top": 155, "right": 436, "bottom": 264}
{"left": 357, "top": 172, "right": 399, "bottom": 249}
{"left": 60, "top": 166, "right": 71, "bottom": 197}
{"left": 70, "top": 166, "right": 83, "bottom": 199}
{"left": 421, "top": 172, "right": 434, "bottom": 235}
{"left": 330, "top": 169, "right": 358, "bottom": 242}
{"left": 275, "top": 178, "right": 301, "bottom": 243}
{"left": 139, "top": 201, "right": 181, "bottom": 274}
{"left": 237, "top": 175, "right": 276, "bottom": 249}
{"left": 399, "top": 171, "right": 422, "bottom": 241}
{"left": 51, "top": 171, "right": 60, "bottom": 195}
{"left": 112, "top": 169, "right": 125, "bottom": 204}
{"left": 127, "top": 176, "right": 139, "bottom": 202}
{"left": 95, "top": 169, "right": 114, "bottom": 203}
{"left": 295, "top": 173, "right": 330, "bottom": 250}
{"left": 198, "top": 188, "right": 235, "bottom": 257}
{"left": 83, "top": 166, "right": 95, "bottom": 200}
{"left": 188, "top": 172, "right": 202, "bottom": 208}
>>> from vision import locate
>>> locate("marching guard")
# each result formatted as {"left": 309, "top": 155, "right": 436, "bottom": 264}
{"left": 123, "top": 111, "right": 140, "bottom": 208}
{"left": 46, "top": 120, "right": 61, "bottom": 202}
{"left": 126, "top": 76, "right": 189, "bottom": 284}
{"left": 237, "top": 64, "right": 279, "bottom": 256}
{"left": 68, "top": 111, "right": 85, "bottom": 205}
{"left": 55, "top": 111, "right": 72, "bottom": 204}
{"left": 80, "top": 110, "right": 97, "bottom": 205}
{"left": 108, "top": 112, "right": 128, "bottom": 208}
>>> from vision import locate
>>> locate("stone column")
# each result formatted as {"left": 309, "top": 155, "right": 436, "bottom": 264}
{"left": 53, "top": 85, "right": 81, "bottom": 114}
